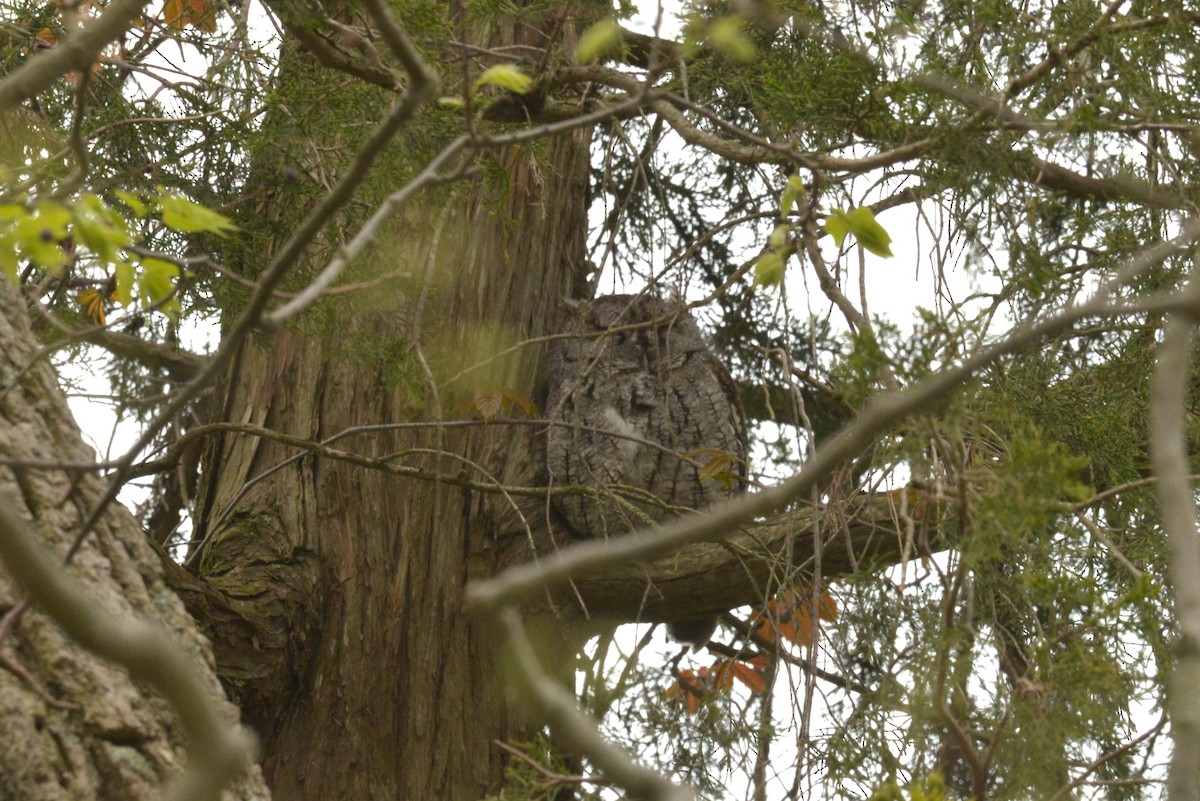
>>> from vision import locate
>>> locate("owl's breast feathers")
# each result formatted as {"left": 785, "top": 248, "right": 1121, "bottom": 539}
{"left": 544, "top": 295, "right": 747, "bottom": 539}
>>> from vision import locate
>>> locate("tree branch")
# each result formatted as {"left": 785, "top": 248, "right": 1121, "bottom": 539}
{"left": 468, "top": 216, "right": 1200, "bottom": 613}
{"left": 1149, "top": 256, "right": 1200, "bottom": 800}
{"left": 82, "top": 329, "right": 208, "bottom": 382}
{"left": 560, "top": 491, "right": 949, "bottom": 623}
{"left": 494, "top": 608, "right": 694, "bottom": 801}
{"left": 0, "top": 0, "right": 149, "bottom": 112}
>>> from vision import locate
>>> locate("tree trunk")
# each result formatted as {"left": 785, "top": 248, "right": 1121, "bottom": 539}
{"left": 188, "top": 20, "right": 593, "bottom": 792}
{"left": 0, "top": 273, "right": 268, "bottom": 801}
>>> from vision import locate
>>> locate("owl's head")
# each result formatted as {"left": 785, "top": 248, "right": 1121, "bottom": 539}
{"left": 577, "top": 295, "right": 706, "bottom": 351}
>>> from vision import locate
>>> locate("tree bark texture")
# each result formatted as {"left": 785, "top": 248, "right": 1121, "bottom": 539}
{"left": 187, "top": 17, "right": 594, "bottom": 790}
{"left": 194, "top": 145, "right": 591, "bottom": 797}
{"left": 0, "top": 275, "right": 268, "bottom": 800}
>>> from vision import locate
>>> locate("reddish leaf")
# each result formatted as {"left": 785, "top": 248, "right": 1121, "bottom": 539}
{"left": 665, "top": 669, "right": 708, "bottom": 715}
{"left": 500, "top": 387, "right": 539, "bottom": 417}
{"left": 709, "top": 662, "right": 735, "bottom": 692}
{"left": 756, "top": 586, "right": 837, "bottom": 647}
{"left": 163, "top": 0, "right": 217, "bottom": 31}
{"left": 729, "top": 662, "right": 767, "bottom": 694}
{"left": 817, "top": 592, "right": 838, "bottom": 622}
{"left": 473, "top": 390, "right": 502, "bottom": 420}
{"left": 780, "top": 608, "right": 815, "bottom": 647}
{"left": 665, "top": 663, "right": 740, "bottom": 715}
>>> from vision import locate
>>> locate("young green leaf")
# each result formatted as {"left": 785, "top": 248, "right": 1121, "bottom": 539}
{"left": 140, "top": 257, "right": 181, "bottom": 316}
{"left": 114, "top": 189, "right": 148, "bottom": 217}
{"left": 824, "top": 207, "right": 893, "bottom": 258}
{"left": 113, "top": 259, "right": 134, "bottom": 305}
{"left": 824, "top": 209, "right": 851, "bottom": 246}
{"left": 577, "top": 18, "right": 622, "bottom": 64}
{"left": 474, "top": 64, "right": 533, "bottom": 94}
{"left": 768, "top": 223, "right": 792, "bottom": 251}
{"left": 780, "top": 174, "right": 806, "bottom": 218}
{"left": 17, "top": 202, "right": 72, "bottom": 270}
{"left": 73, "top": 195, "right": 131, "bottom": 262}
{"left": 158, "top": 192, "right": 237, "bottom": 235}
{"left": 753, "top": 251, "right": 785, "bottom": 288}
{"left": 844, "top": 206, "right": 893, "bottom": 258}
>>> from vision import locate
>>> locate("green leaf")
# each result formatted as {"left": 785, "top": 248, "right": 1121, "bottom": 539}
{"left": 0, "top": 203, "right": 28, "bottom": 224}
{"left": 158, "top": 191, "right": 237, "bottom": 235}
{"left": 708, "top": 15, "right": 755, "bottom": 62}
{"left": 577, "top": 18, "right": 622, "bottom": 64}
{"left": 824, "top": 207, "right": 894, "bottom": 258}
{"left": 114, "top": 190, "right": 148, "bottom": 217}
{"left": 768, "top": 223, "right": 792, "bottom": 251}
{"left": 73, "top": 195, "right": 131, "bottom": 262}
{"left": 437, "top": 96, "right": 465, "bottom": 109}
{"left": 16, "top": 201, "right": 71, "bottom": 270}
{"left": 113, "top": 259, "right": 134, "bottom": 305}
{"left": 780, "top": 174, "right": 806, "bottom": 218}
{"left": 0, "top": 233, "right": 18, "bottom": 283}
{"left": 824, "top": 210, "right": 850, "bottom": 246}
{"left": 474, "top": 64, "right": 533, "bottom": 94}
{"left": 139, "top": 256, "right": 181, "bottom": 316}
{"left": 845, "top": 206, "right": 893, "bottom": 258}
{"left": 753, "top": 251, "right": 784, "bottom": 288}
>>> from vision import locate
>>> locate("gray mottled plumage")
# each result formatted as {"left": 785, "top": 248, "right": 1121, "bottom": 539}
{"left": 543, "top": 295, "right": 747, "bottom": 647}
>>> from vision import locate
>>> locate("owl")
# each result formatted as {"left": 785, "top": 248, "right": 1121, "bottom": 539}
{"left": 543, "top": 295, "right": 748, "bottom": 646}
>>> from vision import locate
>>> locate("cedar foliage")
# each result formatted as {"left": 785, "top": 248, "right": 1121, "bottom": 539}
{"left": 3, "top": 0, "right": 1199, "bottom": 798}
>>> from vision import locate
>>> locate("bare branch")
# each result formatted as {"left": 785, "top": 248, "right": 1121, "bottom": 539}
{"left": 82, "top": 329, "right": 208, "bottom": 382}
{"left": 494, "top": 607, "right": 694, "bottom": 801}
{"left": 1149, "top": 253, "right": 1200, "bottom": 801}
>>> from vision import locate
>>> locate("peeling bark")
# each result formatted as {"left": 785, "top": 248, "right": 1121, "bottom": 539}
{"left": 190, "top": 38, "right": 594, "bottom": 788}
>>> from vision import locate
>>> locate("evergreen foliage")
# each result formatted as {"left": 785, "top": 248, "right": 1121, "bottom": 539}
{"left": 5, "top": 0, "right": 1200, "bottom": 797}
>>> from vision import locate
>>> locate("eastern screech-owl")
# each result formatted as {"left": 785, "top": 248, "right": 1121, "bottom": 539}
{"left": 543, "top": 294, "right": 748, "bottom": 647}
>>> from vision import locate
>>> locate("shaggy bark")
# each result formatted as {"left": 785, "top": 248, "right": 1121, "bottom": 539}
{"left": 191, "top": 149, "right": 590, "bottom": 795}
{"left": 182, "top": 12, "right": 594, "bottom": 789}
